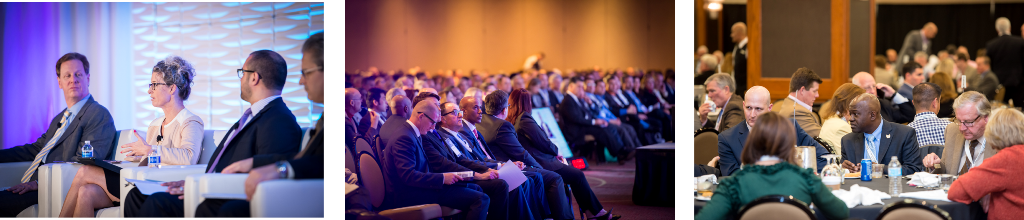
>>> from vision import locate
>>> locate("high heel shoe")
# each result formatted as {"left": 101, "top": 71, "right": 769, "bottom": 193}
{"left": 587, "top": 208, "right": 621, "bottom": 220}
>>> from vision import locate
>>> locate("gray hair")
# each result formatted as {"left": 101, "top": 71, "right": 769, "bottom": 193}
{"left": 705, "top": 73, "right": 735, "bottom": 93}
{"left": 953, "top": 91, "right": 992, "bottom": 117}
{"left": 996, "top": 17, "right": 1011, "bottom": 35}
{"left": 700, "top": 54, "right": 718, "bottom": 70}
{"left": 914, "top": 51, "right": 927, "bottom": 59}
{"left": 386, "top": 87, "right": 404, "bottom": 105}
{"left": 152, "top": 55, "right": 196, "bottom": 100}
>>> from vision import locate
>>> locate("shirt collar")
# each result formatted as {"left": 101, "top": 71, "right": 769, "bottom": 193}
{"left": 406, "top": 120, "right": 420, "bottom": 137}
{"left": 787, "top": 95, "right": 812, "bottom": 111}
{"left": 249, "top": 95, "right": 282, "bottom": 117}
{"left": 864, "top": 119, "right": 884, "bottom": 141}
{"left": 568, "top": 93, "right": 581, "bottom": 104}
{"left": 738, "top": 37, "right": 749, "bottom": 48}
{"left": 442, "top": 127, "right": 463, "bottom": 141}
{"left": 913, "top": 112, "right": 938, "bottom": 120}
{"left": 462, "top": 118, "right": 477, "bottom": 132}
{"left": 67, "top": 94, "right": 91, "bottom": 116}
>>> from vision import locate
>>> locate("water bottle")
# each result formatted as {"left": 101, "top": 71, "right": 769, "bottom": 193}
{"left": 81, "top": 141, "right": 93, "bottom": 159}
{"left": 148, "top": 146, "right": 161, "bottom": 168}
{"left": 888, "top": 156, "right": 902, "bottom": 197}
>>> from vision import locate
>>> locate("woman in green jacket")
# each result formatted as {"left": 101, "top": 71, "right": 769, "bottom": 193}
{"left": 696, "top": 112, "right": 849, "bottom": 220}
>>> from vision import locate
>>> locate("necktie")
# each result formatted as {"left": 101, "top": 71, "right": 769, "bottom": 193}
{"left": 208, "top": 108, "right": 253, "bottom": 173}
{"left": 865, "top": 136, "right": 878, "bottom": 163}
{"left": 473, "top": 129, "right": 493, "bottom": 160}
{"left": 21, "top": 111, "right": 72, "bottom": 183}
{"left": 958, "top": 140, "right": 979, "bottom": 175}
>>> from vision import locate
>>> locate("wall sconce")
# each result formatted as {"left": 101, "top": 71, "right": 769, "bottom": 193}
{"left": 706, "top": 0, "right": 723, "bottom": 20}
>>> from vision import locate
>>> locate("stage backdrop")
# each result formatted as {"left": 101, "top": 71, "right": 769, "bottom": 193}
{"left": 131, "top": 2, "right": 324, "bottom": 131}
{"left": 345, "top": 0, "right": 675, "bottom": 73}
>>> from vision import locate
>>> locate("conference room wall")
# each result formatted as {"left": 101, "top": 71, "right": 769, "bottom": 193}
{"left": 345, "top": 0, "right": 675, "bottom": 73}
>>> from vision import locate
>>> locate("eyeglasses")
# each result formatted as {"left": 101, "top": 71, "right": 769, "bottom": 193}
{"left": 148, "top": 83, "right": 171, "bottom": 90}
{"left": 443, "top": 109, "right": 463, "bottom": 116}
{"left": 237, "top": 69, "right": 261, "bottom": 79}
{"left": 301, "top": 67, "right": 323, "bottom": 76}
{"left": 958, "top": 115, "right": 983, "bottom": 128}
{"left": 418, "top": 112, "right": 437, "bottom": 124}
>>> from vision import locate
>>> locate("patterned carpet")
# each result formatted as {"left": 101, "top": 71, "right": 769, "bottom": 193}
{"left": 569, "top": 160, "right": 675, "bottom": 220}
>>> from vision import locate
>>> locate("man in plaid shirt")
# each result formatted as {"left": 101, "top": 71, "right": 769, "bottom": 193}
{"left": 908, "top": 82, "right": 951, "bottom": 146}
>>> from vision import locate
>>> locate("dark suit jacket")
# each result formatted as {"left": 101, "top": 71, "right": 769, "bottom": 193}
{"left": 422, "top": 128, "right": 489, "bottom": 173}
{"left": 840, "top": 120, "right": 924, "bottom": 175}
{"left": 512, "top": 114, "right": 568, "bottom": 171}
{"left": 357, "top": 111, "right": 383, "bottom": 140}
{"left": 895, "top": 30, "right": 928, "bottom": 72}
{"left": 205, "top": 98, "right": 302, "bottom": 173}
{"left": 547, "top": 90, "right": 564, "bottom": 112}
{"left": 0, "top": 96, "right": 116, "bottom": 181}
{"left": 967, "top": 71, "right": 1000, "bottom": 100}
{"left": 345, "top": 115, "right": 358, "bottom": 151}
{"left": 459, "top": 121, "right": 500, "bottom": 164}
{"left": 381, "top": 120, "right": 444, "bottom": 206}
{"left": 378, "top": 116, "right": 411, "bottom": 160}
{"left": 557, "top": 94, "right": 597, "bottom": 146}
{"left": 476, "top": 114, "right": 541, "bottom": 168}
{"left": 986, "top": 35, "right": 1024, "bottom": 87}
{"left": 703, "top": 94, "right": 744, "bottom": 132}
{"left": 439, "top": 127, "right": 497, "bottom": 168}
{"left": 733, "top": 42, "right": 748, "bottom": 95}
{"left": 290, "top": 115, "right": 324, "bottom": 179}
{"left": 717, "top": 119, "right": 828, "bottom": 176}
{"left": 695, "top": 70, "right": 715, "bottom": 85}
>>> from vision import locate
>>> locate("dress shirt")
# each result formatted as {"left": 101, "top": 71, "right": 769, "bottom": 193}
{"left": 907, "top": 112, "right": 951, "bottom": 146}
{"left": 959, "top": 137, "right": 987, "bottom": 171}
{"left": 406, "top": 120, "right": 420, "bottom": 138}
{"left": 787, "top": 95, "right": 813, "bottom": 112}
{"left": 863, "top": 120, "right": 885, "bottom": 162}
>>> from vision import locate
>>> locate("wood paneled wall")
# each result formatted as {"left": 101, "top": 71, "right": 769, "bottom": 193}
{"left": 346, "top": 0, "right": 675, "bottom": 73}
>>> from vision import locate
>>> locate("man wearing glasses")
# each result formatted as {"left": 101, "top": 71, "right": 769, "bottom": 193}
{"left": 922, "top": 91, "right": 998, "bottom": 175}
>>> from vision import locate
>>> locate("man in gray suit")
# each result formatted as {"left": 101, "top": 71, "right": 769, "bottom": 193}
{"left": 967, "top": 56, "right": 1000, "bottom": 99}
{"left": 0, "top": 52, "right": 116, "bottom": 216}
{"left": 894, "top": 22, "right": 938, "bottom": 72}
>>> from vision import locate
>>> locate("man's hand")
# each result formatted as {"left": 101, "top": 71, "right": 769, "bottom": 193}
{"left": 923, "top": 153, "right": 941, "bottom": 169}
{"left": 627, "top": 105, "right": 637, "bottom": 115}
{"left": 513, "top": 161, "right": 525, "bottom": 169}
{"left": 473, "top": 171, "right": 498, "bottom": 180}
{"left": 245, "top": 164, "right": 282, "bottom": 201}
{"left": 638, "top": 113, "right": 648, "bottom": 120}
{"left": 699, "top": 102, "right": 713, "bottom": 122}
{"left": 595, "top": 119, "right": 608, "bottom": 127}
{"left": 876, "top": 83, "right": 896, "bottom": 98}
{"left": 221, "top": 158, "right": 255, "bottom": 174}
{"left": 442, "top": 173, "right": 463, "bottom": 185}
{"left": 842, "top": 160, "right": 861, "bottom": 173}
{"left": 7, "top": 181, "right": 37, "bottom": 195}
{"left": 609, "top": 119, "right": 622, "bottom": 126}
{"left": 708, "top": 156, "right": 720, "bottom": 166}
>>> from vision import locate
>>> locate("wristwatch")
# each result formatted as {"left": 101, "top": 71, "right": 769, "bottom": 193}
{"left": 276, "top": 161, "right": 289, "bottom": 179}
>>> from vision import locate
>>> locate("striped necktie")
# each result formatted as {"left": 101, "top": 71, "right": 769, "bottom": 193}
{"left": 21, "top": 111, "right": 72, "bottom": 183}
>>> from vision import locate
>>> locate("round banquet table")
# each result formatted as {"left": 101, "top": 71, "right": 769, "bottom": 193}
{"left": 694, "top": 177, "right": 985, "bottom": 219}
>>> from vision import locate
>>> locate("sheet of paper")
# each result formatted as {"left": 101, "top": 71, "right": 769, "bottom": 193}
{"left": 497, "top": 160, "right": 527, "bottom": 192}
{"left": 203, "top": 193, "right": 248, "bottom": 200}
{"left": 125, "top": 178, "right": 167, "bottom": 195}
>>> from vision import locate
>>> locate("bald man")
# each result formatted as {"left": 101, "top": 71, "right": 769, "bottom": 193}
{"left": 895, "top": 22, "right": 938, "bottom": 72}
{"left": 381, "top": 101, "right": 490, "bottom": 220}
{"left": 390, "top": 95, "right": 412, "bottom": 120}
{"left": 716, "top": 86, "right": 829, "bottom": 176}
{"left": 345, "top": 88, "right": 364, "bottom": 148}
{"left": 851, "top": 72, "right": 916, "bottom": 123}
{"left": 840, "top": 93, "right": 923, "bottom": 175}
{"left": 731, "top": 22, "right": 749, "bottom": 96}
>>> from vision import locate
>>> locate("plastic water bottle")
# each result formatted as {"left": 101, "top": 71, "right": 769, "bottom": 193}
{"left": 888, "top": 156, "right": 902, "bottom": 197}
{"left": 148, "top": 146, "right": 161, "bottom": 168}
{"left": 81, "top": 141, "right": 93, "bottom": 158}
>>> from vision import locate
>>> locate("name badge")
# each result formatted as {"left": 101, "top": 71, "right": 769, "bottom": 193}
{"left": 444, "top": 138, "right": 462, "bottom": 157}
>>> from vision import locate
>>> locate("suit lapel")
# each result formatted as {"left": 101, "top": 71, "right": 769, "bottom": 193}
{"left": 877, "top": 122, "right": 894, "bottom": 161}
{"left": 54, "top": 97, "right": 94, "bottom": 147}
{"left": 950, "top": 134, "right": 966, "bottom": 171}
{"left": 853, "top": 133, "right": 866, "bottom": 161}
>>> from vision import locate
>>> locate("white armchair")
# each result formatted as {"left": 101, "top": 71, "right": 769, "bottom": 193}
{"left": 36, "top": 129, "right": 142, "bottom": 217}
{"left": 251, "top": 179, "right": 324, "bottom": 217}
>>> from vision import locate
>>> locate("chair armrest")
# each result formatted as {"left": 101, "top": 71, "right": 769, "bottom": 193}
{"left": 250, "top": 179, "right": 324, "bottom": 217}
{"left": 134, "top": 165, "right": 206, "bottom": 181}
{"left": 378, "top": 204, "right": 442, "bottom": 220}
{"left": 183, "top": 173, "right": 247, "bottom": 217}
{"left": 0, "top": 162, "right": 32, "bottom": 188}
{"left": 38, "top": 163, "right": 84, "bottom": 217}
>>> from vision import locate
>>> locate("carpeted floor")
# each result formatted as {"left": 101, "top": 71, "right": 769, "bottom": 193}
{"left": 568, "top": 160, "right": 675, "bottom": 220}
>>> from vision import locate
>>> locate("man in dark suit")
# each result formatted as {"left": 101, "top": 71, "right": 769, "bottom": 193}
{"left": 731, "top": 22, "right": 749, "bottom": 96}
{"left": 358, "top": 88, "right": 387, "bottom": 139}
{"left": 382, "top": 101, "right": 490, "bottom": 220}
{"left": 967, "top": 56, "right": 1000, "bottom": 99}
{"left": 530, "top": 78, "right": 551, "bottom": 109}
{"left": 717, "top": 86, "right": 829, "bottom": 176}
{"left": 346, "top": 88, "right": 365, "bottom": 149}
{"left": 556, "top": 78, "right": 628, "bottom": 161}
{"left": 124, "top": 50, "right": 303, "bottom": 217}
{"left": 377, "top": 95, "right": 412, "bottom": 159}
{"left": 986, "top": 17, "right": 1024, "bottom": 104}
{"left": 698, "top": 73, "right": 744, "bottom": 132}
{"left": 195, "top": 32, "right": 327, "bottom": 217}
{"left": 604, "top": 75, "right": 655, "bottom": 145}
{"left": 0, "top": 52, "right": 116, "bottom": 216}
{"left": 457, "top": 95, "right": 574, "bottom": 219}
{"left": 547, "top": 74, "right": 564, "bottom": 111}
{"left": 841, "top": 93, "right": 924, "bottom": 175}
{"left": 895, "top": 22, "right": 937, "bottom": 73}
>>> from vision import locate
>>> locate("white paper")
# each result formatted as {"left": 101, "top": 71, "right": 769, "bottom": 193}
{"left": 899, "top": 190, "right": 951, "bottom": 202}
{"left": 497, "top": 160, "right": 527, "bottom": 192}
{"left": 203, "top": 193, "right": 248, "bottom": 200}
{"left": 125, "top": 178, "right": 167, "bottom": 195}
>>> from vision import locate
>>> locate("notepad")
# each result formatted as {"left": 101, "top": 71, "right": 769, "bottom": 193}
{"left": 125, "top": 179, "right": 166, "bottom": 195}
{"left": 497, "top": 160, "right": 527, "bottom": 192}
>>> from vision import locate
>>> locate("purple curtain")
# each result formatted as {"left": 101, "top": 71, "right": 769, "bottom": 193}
{"left": 3, "top": 3, "right": 62, "bottom": 148}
